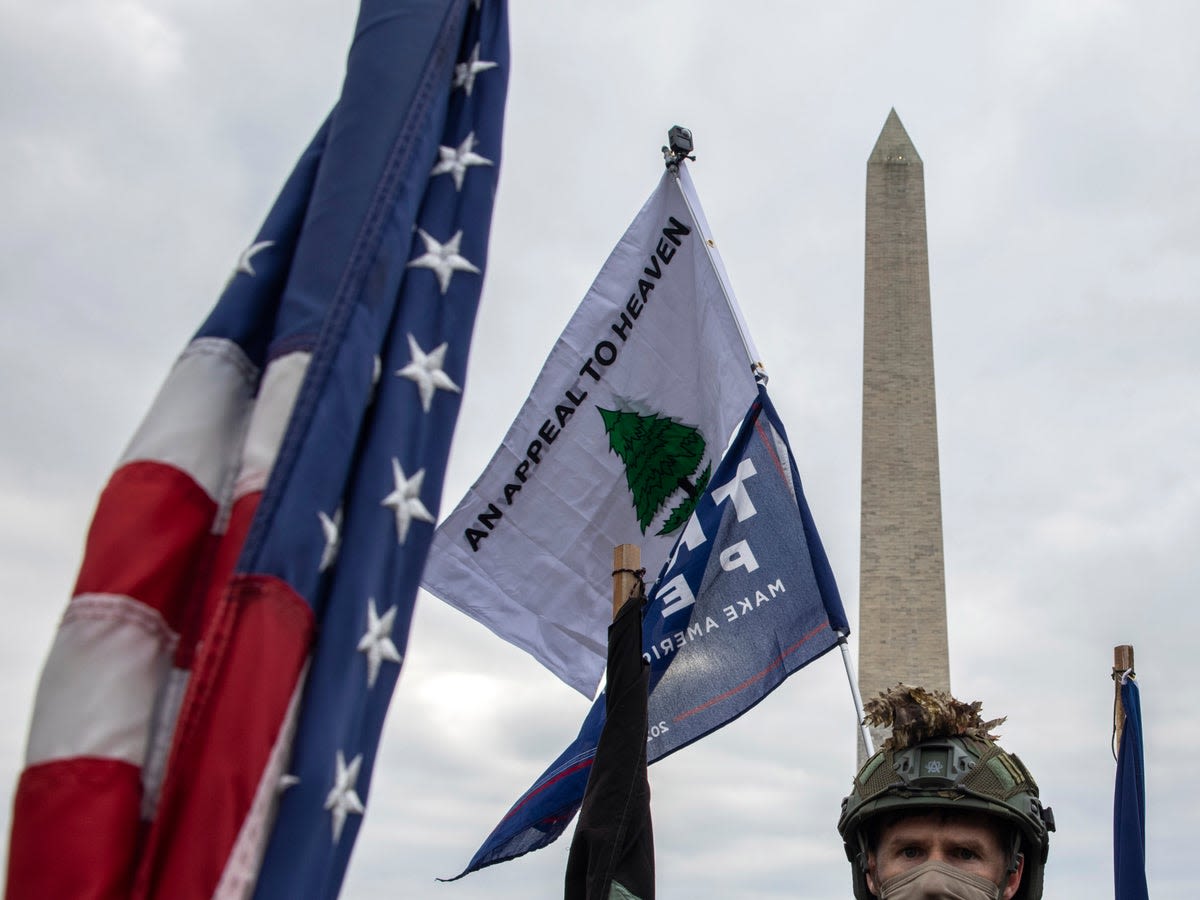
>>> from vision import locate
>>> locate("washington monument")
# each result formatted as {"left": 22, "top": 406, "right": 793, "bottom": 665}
{"left": 858, "top": 110, "right": 950, "bottom": 755}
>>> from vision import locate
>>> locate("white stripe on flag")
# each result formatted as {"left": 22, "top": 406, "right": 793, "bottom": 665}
{"left": 214, "top": 660, "right": 310, "bottom": 900}
{"left": 120, "top": 337, "right": 259, "bottom": 502}
{"left": 25, "top": 593, "right": 177, "bottom": 766}
{"left": 235, "top": 350, "right": 312, "bottom": 499}
{"left": 140, "top": 666, "right": 191, "bottom": 820}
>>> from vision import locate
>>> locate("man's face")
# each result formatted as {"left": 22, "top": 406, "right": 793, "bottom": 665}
{"left": 866, "top": 811, "right": 1023, "bottom": 899}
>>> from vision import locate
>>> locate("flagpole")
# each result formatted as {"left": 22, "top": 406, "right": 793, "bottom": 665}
{"left": 612, "top": 544, "right": 643, "bottom": 620}
{"left": 663, "top": 126, "right": 868, "bottom": 755}
{"left": 663, "top": 127, "right": 767, "bottom": 385}
{"left": 1113, "top": 644, "right": 1135, "bottom": 749}
{"left": 838, "top": 632, "right": 874, "bottom": 756}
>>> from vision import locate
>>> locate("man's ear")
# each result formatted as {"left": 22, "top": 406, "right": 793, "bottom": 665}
{"left": 1001, "top": 853, "right": 1025, "bottom": 900}
{"left": 864, "top": 852, "right": 879, "bottom": 897}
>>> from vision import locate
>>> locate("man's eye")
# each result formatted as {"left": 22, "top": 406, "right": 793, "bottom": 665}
{"left": 953, "top": 848, "right": 978, "bottom": 861}
{"left": 900, "top": 848, "right": 921, "bottom": 859}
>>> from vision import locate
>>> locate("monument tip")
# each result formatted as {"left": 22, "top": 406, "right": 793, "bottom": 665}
{"left": 869, "top": 109, "right": 922, "bottom": 166}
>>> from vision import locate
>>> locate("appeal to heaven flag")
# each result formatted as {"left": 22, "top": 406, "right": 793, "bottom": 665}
{"left": 6, "top": 2, "right": 508, "bottom": 897}
{"left": 564, "top": 584, "right": 654, "bottom": 900}
{"left": 450, "top": 385, "right": 848, "bottom": 877}
{"left": 1114, "top": 675, "right": 1149, "bottom": 900}
{"left": 421, "top": 162, "right": 760, "bottom": 697}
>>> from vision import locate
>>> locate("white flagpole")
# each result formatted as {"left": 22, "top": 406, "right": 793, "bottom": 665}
{"left": 663, "top": 126, "right": 873, "bottom": 758}
{"left": 664, "top": 131, "right": 766, "bottom": 385}
{"left": 838, "top": 632, "right": 874, "bottom": 756}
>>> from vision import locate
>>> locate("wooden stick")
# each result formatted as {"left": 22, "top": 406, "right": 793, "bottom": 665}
{"left": 1113, "top": 644, "right": 1135, "bottom": 748}
{"left": 612, "top": 544, "right": 641, "bottom": 623}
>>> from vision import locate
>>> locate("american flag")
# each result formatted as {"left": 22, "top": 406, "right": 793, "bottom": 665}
{"left": 6, "top": 1, "right": 508, "bottom": 897}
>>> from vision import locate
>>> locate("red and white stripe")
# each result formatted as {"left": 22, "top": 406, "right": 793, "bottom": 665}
{"left": 7, "top": 338, "right": 314, "bottom": 900}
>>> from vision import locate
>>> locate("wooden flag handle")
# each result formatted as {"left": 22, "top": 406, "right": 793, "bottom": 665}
{"left": 612, "top": 544, "right": 642, "bottom": 622}
{"left": 1113, "top": 644, "right": 1135, "bottom": 747}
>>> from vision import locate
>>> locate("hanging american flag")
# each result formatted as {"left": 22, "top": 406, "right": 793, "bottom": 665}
{"left": 6, "top": 1, "right": 508, "bottom": 897}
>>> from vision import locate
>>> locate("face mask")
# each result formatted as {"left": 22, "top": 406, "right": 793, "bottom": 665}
{"left": 876, "top": 860, "right": 1003, "bottom": 900}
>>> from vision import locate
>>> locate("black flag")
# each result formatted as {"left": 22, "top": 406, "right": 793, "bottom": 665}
{"left": 564, "top": 589, "right": 654, "bottom": 900}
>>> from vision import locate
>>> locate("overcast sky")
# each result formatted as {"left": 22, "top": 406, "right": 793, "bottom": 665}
{"left": 2, "top": 1, "right": 1197, "bottom": 897}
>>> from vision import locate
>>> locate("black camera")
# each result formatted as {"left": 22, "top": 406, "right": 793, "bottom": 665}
{"left": 667, "top": 125, "right": 693, "bottom": 157}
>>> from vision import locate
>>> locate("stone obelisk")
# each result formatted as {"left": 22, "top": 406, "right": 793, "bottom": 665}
{"left": 858, "top": 110, "right": 950, "bottom": 758}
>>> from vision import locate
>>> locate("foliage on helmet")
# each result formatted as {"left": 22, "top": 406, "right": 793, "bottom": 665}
{"left": 863, "top": 684, "right": 1005, "bottom": 751}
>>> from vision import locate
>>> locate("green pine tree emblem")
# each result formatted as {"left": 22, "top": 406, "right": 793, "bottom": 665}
{"left": 598, "top": 407, "right": 712, "bottom": 536}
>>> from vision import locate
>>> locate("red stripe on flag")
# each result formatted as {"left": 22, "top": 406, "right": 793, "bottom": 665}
{"left": 501, "top": 758, "right": 595, "bottom": 823}
{"left": 671, "top": 621, "right": 831, "bottom": 724}
{"left": 74, "top": 461, "right": 219, "bottom": 635}
{"left": 7, "top": 757, "right": 143, "bottom": 900}
{"left": 133, "top": 572, "right": 315, "bottom": 900}
{"left": 175, "top": 490, "right": 261, "bottom": 672}
{"left": 753, "top": 416, "right": 786, "bottom": 480}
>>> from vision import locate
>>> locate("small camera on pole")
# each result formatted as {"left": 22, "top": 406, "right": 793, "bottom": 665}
{"left": 662, "top": 125, "right": 695, "bottom": 171}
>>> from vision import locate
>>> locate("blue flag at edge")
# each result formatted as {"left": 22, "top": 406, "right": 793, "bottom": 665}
{"left": 448, "top": 383, "right": 847, "bottom": 878}
{"left": 1114, "top": 677, "right": 1149, "bottom": 900}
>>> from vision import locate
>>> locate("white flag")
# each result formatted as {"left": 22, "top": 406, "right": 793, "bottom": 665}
{"left": 421, "top": 164, "right": 758, "bottom": 695}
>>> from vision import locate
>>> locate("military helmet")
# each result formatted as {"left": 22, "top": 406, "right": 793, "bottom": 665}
{"left": 838, "top": 734, "right": 1055, "bottom": 900}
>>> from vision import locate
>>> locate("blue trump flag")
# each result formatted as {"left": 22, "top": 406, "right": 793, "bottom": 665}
{"left": 449, "top": 384, "right": 847, "bottom": 876}
{"left": 1114, "top": 676, "right": 1149, "bottom": 900}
